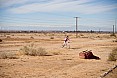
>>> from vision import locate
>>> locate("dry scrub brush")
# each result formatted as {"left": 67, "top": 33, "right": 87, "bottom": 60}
{"left": 110, "top": 33, "right": 116, "bottom": 37}
{"left": 50, "top": 36, "right": 54, "bottom": 39}
{"left": 0, "top": 52, "right": 19, "bottom": 59}
{"left": 19, "top": 44, "right": 48, "bottom": 56}
{"left": 0, "top": 39, "right": 2, "bottom": 42}
{"left": 108, "top": 48, "right": 117, "bottom": 61}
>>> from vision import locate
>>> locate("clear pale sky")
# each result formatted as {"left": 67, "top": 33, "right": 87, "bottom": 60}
{"left": 0, "top": 0, "right": 117, "bottom": 31}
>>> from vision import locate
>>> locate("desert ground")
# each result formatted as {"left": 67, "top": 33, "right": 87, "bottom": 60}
{"left": 0, "top": 32, "right": 117, "bottom": 78}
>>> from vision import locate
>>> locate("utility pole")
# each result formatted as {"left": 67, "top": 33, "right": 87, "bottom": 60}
{"left": 99, "top": 28, "right": 101, "bottom": 33}
{"left": 115, "top": 19, "right": 116, "bottom": 33}
{"left": 74, "top": 17, "right": 79, "bottom": 38}
{"left": 113, "top": 25, "right": 115, "bottom": 35}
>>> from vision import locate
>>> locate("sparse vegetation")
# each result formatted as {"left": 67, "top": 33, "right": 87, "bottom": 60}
{"left": 52, "top": 51, "right": 61, "bottom": 55}
{"left": 50, "top": 36, "right": 54, "bottom": 39}
{"left": 7, "top": 36, "right": 11, "bottom": 38}
{"left": 80, "top": 34, "right": 84, "bottom": 36}
{"left": 108, "top": 48, "right": 117, "bottom": 61}
{"left": 19, "top": 44, "right": 48, "bottom": 56}
{"left": 30, "top": 36, "right": 34, "bottom": 39}
{"left": 0, "top": 39, "right": 2, "bottom": 42}
{"left": 113, "top": 39, "right": 117, "bottom": 42}
{"left": 0, "top": 52, "right": 18, "bottom": 59}
{"left": 0, "top": 32, "right": 117, "bottom": 78}
{"left": 110, "top": 33, "right": 116, "bottom": 37}
{"left": 49, "top": 33, "right": 55, "bottom": 39}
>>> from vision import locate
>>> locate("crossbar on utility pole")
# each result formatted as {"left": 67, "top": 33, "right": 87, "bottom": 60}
{"left": 74, "top": 17, "right": 79, "bottom": 38}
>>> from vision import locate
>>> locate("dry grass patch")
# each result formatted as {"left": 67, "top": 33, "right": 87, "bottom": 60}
{"left": 108, "top": 47, "right": 117, "bottom": 61}
{"left": 110, "top": 33, "right": 116, "bottom": 37}
{"left": 50, "top": 36, "right": 54, "bottom": 39}
{"left": 30, "top": 36, "right": 34, "bottom": 39}
{"left": 0, "top": 39, "right": 2, "bottom": 42}
{"left": 113, "top": 39, "right": 117, "bottom": 42}
{"left": 19, "top": 44, "right": 48, "bottom": 56}
{"left": 7, "top": 36, "right": 11, "bottom": 38}
{"left": 52, "top": 51, "right": 62, "bottom": 55}
{"left": 0, "top": 52, "right": 19, "bottom": 59}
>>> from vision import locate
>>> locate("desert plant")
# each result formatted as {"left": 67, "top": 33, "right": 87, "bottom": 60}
{"left": 36, "top": 47, "right": 47, "bottom": 56}
{"left": 0, "top": 39, "right": 2, "bottom": 42}
{"left": 50, "top": 36, "right": 54, "bottom": 39}
{"left": 20, "top": 46, "right": 30, "bottom": 55}
{"left": 113, "top": 39, "right": 117, "bottom": 42}
{"left": 110, "top": 33, "right": 116, "bottom": 37}
{"left": 11, "top": 34, "right": 14, "bottom": 36}
{"left": 20, "top": 44, "right": 47, "bottom": 56}
{"left": 30, "top": 36, "right": 34, "bottom": 39}
{"left": 52, "top": 51, "right": 61, "bottom": 55}
{"left": 108, "top": 48, "right": 117, "bottom": 61}
{"left": 80, "top": 34, "right": 84, "bottom": 36}
{"left": 7, "top": 36, "right": 11, "bottom": 38}
{"left": 0, "top": 52, "right": 7, "bottom": 59}
{"left": 0, "top": 52, "right": 18, "bottom": 59}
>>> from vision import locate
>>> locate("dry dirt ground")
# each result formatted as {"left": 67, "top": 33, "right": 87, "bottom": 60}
{"left": 103, "top": 66, "right": 117, "bottom": 78}
{"left": 0, "top": 33, "right": 117, "bottom": 78}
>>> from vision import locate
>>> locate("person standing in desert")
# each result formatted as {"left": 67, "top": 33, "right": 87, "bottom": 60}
{"left": 62, "top": 36, "right": 70, "bottom": 49}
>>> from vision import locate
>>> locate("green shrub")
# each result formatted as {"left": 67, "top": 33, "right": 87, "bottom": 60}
{"left": 108, "top": 48, "right": 117, "bottom": 61}
{"left": 20, "top": 44, "right": 47, "bottom": 56}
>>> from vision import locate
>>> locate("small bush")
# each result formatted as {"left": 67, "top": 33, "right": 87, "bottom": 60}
{"left": 115, "top": 39, "right": 117, "bottom": 42}
{"left": 36, "top": 47, "right": 47, "bottom": 56}
{"left": 110, "top": 34, "right": 116, "bottom": 37}
{"left": 108, "top": 48, "right": 117, "bottom": 61}
{"left": 20, "top": 44, "right": 47, "bottom": 56}
{"left": 0, "top": 52, "right": 18, "bottom": 59}
{"left": 80, "top": 34, "right": 84, "bottom": 36}
{"left": 0, "top": 52, "right": 7, "bottom": 59}
{"left": 11, "top": 34, "right": 14, "bottom": 36}
{"left": 113, "top": 39, "right": 117, "bottom": 42}
{"left": 30, "top": 36, "right": 34, "bottom": 39}
{"left": 0, "top": 39, "right": 2, "bottom": 42}
{"left": 7, "top": 36, "right": 11, "bottom": 39}
{"left": 50, "top": 36, "right": 54, "bottom": 39}
{"left": 7, "top": 36, "right": 11, "bottom": 38}
{"left": 52, "top": 52, "right": 61, "bottom": 55}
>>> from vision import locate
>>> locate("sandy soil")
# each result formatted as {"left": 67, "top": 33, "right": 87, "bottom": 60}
{"left": 104, "top": 66, "right": 117, "bottom": 78}
{"left": 0, "top": 33, "right": 117, "bottom": 78}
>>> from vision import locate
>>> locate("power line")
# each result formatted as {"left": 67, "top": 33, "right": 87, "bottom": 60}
{"left": 0, "top": 12, "right": 73, "bottom": 20}
{"left": 0, "top": 21, "right": 74, "bottom": 27}
{"left": 0, "top": 18, "right": 74, "bottom": 24}
{"left": 0, "top": 16, "right": 74, "bottom": 24}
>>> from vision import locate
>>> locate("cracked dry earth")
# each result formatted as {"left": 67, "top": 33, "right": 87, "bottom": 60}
{"left": 0, "top": 33, "right": 117, "bottom": 78}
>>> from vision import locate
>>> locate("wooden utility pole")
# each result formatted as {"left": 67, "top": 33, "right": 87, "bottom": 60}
{"left": 74, "top": 17, "right": 79, "bottom": 38}
{"left": 115, "top": 19, "right": 116, "bottom": 33}
{"left": 113, "top": 25, "right": 115, "bottom": 35}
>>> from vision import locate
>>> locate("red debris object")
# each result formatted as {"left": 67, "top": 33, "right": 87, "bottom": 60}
{"left": 79, "top": 50, "right": 100, "bottom": 59}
